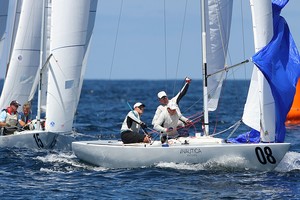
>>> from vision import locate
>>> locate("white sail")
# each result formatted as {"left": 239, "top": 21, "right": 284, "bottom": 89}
{"left": 0, "top": 0, "right": 9, "bottom": 58}
{"left": 242, "top": 0, "right": 275, "bottom": 142}
{"left": 0, "top": 0, "right": 43, "bottom": 109}
{"left": 46, "top": 0, "right": 95, "bottom": 132}
{"left": 206, "top": 0, "right": 233, "bottom": 111}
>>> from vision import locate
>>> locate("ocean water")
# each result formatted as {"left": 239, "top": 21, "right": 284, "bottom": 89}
{"left": 0, "top": 80, "right": 300, "bottom": 199}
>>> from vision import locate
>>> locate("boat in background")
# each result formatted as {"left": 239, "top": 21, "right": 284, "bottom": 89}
{"left": 0, "top": 0, "right": 98, "bottom": 149}
{"left": 286, "top": 79, "right": 300, "bottom": 124}
{"left": 72, "top": 0, "right": 298, "bottom": 170}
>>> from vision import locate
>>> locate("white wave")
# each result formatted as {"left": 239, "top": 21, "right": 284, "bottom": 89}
{"left": 155, "top": 156, "right": 248, "bottom": 171}
{"left": 36, "top": 152, "right": 108, "bottom": 172}
{"left": 275, "top": 151, "right": 300, "bottom": 172}
{"left": 36, "top": 152, "right": 76, "bottom": 165}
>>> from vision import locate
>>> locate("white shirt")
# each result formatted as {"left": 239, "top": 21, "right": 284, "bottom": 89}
{"left": 153, "top": 108, "right": 188, "bottom": 137}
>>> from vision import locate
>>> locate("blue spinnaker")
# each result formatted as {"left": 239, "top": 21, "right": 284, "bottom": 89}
{"left": 227, "top": 129, "right": 260, "bottom": 144}
{"left": 252, "top": 0, "right": 300, "bottom": 142}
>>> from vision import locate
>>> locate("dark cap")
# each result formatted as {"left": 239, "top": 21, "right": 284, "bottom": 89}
{"left": 10, "top": 100, "right": 21, "bottom": 107}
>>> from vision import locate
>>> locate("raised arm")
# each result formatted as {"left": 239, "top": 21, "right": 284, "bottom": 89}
{"left": 172, "top": 77, "right": 191, "bottom": 105}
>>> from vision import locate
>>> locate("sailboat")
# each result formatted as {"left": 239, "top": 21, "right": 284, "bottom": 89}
{"left": 72, "top": 0, "right": 299, "bottom": 170}
{"left": 286, "top": 79, "right": 300, "bottom": 124}
{"left": 0, "top": 0, "right": 98, "bottom": 149}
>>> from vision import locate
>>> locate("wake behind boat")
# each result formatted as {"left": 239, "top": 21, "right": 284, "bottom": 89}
{"left": 72, "top": 0, "right": 299, "bottom": 170}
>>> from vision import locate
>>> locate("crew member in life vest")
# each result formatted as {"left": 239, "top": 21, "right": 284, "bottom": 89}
{"left": 0, "top": 100, "right": 21, "bottom": 128}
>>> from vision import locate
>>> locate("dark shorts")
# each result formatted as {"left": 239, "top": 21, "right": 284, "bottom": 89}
{"left": 121, "top": 130, "right": 145, "bottom": 144}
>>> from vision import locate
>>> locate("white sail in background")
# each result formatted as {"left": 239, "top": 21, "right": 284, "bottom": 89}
{"left": 206, "top": 0, "right": 233, "bottom": 111}
{"left": 242, "top": 0, "right": 275, "bottom": 142}
{"left": 46, "top": 0, "right": 96, "bottom": 132}
{"left": 0, "top": 0, "right": 9, "bottom": 58}
{"left": 0, "top": 0, "right": 43, "bottom": 109}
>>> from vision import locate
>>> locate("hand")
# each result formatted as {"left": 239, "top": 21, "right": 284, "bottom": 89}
{"left": 143, "top": 135, "right": 151, "bottom": 143}
{"left": 166, "top": 127, "right": 173, "bottom": 132}
{"left": 185, "top": 120, "right": 192, "bottom": 125}
{"left": 185, "top": 77, "right": 191, "bottom": 84}
{"left": 140, "top": 122, "right": 147, "bottom": 129}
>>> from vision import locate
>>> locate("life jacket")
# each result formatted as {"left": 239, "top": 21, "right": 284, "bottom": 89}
{"left": 2, "top": 107, "right": 18, "bottom": 126}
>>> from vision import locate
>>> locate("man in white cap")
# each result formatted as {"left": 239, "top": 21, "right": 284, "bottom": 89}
{"left": 154, "top": 101, "right": 191, "bottom": 138}
{"left": 120, "top": 102, "right": 151, "bottom": 144}
{"left": 152, "top": 77, "right": 191, "bottom": 125}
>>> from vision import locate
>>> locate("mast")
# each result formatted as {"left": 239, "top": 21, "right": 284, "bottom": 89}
{"left": 36, "top": 0, "right": 46, "bottom": 130}
{"left": 201, "top": 0, "right": 209, "bottom": 135}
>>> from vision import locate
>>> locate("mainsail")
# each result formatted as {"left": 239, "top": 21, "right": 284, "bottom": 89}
{"left": 205, "top": 0, "right": 233, "bottom": 111}
{"left": 46, "top": 0, "right": 98, "bottom": 132}
{"left": 202, "top": 0, "right": 233, "bottom": 134}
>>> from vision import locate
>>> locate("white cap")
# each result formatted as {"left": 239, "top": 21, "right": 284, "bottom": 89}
{"left": 134, "top": 102, "right": 145, "bottom": 108}
{"left": 157, "top": 91, "right": 167, "bottom": 99}
{"left": 167, "top": 102, "right": 178, "bottom": 110}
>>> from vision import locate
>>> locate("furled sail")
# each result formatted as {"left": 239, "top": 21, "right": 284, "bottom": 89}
{"left": 46, "top": 0, "right": 98, "bottom": 132}
{"left": 205, "top": 0, "right": 233, "bottom": 111}
{"left": 0, "top": 0, "right": 43, "bottom": 109}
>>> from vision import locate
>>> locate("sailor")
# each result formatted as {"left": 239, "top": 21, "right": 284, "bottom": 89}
{"left": 153, "top": 102, "right": 191, "bottom": 140}
{"left": 152, "top": 77, "right": 191, "bottom": 126}
{"left": 120, "top": 102, "right": 150, "bottom": 144}
{"left": 0, "top": 100, "right": 21, "bottom": 135}
{"left": 18, "top": 102, "right": 33, "bottom": 130}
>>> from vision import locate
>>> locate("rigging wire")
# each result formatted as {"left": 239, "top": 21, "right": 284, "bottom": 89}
{"left": 172, "top": 0, "right": 188, "bottom": 96}
{"left": 95, "top": 0, "right": 124, "bottom": 135}
{"left": 109, "top": 0, "right": 124, "bottom": 80}
{"left": 163, "top": 0, "right": 168, "bottom": 87}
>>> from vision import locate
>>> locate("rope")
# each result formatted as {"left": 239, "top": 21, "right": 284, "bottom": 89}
{"left": 210, "top": 120, "right": 242, "bottom": 137}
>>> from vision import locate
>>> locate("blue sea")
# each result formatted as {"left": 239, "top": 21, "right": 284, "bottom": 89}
{"left": 0, "top": 80, "right": 300, "bottom": 199}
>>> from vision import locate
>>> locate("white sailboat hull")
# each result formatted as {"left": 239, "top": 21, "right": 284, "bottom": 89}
{"left": 0, "top": 130, "right": 75, "bottom": 150}
{"left": 72, "top": 136, "right": 290, "bottom": 171}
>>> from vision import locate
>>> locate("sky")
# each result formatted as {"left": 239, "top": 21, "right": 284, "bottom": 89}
{"left": 1, "top": 0, "right": 300, "bottom": 80}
